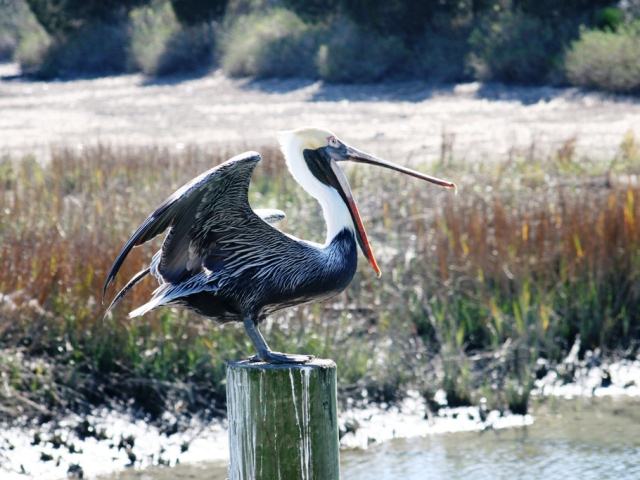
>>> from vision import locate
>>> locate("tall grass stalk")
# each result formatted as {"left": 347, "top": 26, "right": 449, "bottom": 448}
{"left": 1, "top": 139, "right": 639, "bottom": 420}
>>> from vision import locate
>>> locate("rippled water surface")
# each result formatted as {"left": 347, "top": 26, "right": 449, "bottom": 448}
{"left": 105, "top": 398, "right": 640, "bottom": 480}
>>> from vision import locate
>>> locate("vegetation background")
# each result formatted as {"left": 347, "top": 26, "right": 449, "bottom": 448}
{"left": 0, "top": 0, "right": 640, "bottom": 92}
{"left": 1, "top": 0, "right": 640, "bottom": 431}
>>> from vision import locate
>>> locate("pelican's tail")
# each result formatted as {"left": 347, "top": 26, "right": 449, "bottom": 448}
{"left": 104, "top": 267, "right": 150, "bottom": 318}
{"left": 128, "top": 296, "right": 164, "bottom": 318}
{"left": 128, "top": 271, "right": 217, "bottom": 319}
{"left": 128, "top": 282, "right": 175, "bottom": 318}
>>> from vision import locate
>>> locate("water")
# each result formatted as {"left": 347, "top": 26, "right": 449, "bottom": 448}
{"left": 343, "top": 398, "right": 640, "bottom": 480}
{"left": 103, "top": 397, "right": 640, "bottom": 480}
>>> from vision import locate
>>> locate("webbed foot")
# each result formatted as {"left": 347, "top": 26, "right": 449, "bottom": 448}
{"left": 248, "top": 351, "right": 314, "bottom": 364}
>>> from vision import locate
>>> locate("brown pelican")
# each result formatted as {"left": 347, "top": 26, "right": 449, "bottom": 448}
{"left": 103, "top": 128, "right": 455, "bottom": 363}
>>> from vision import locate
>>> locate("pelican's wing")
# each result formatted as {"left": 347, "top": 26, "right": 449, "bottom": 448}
{"left": 254, "top": 208, "right": 286, "bottom": 224}
{"left": 103, "top": 151, "right": 261, "bottom": 297}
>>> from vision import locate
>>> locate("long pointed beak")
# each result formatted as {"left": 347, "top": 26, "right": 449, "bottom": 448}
{"left": 328, "top": 160, "right": 381, "bottom": 277}
{"left": 345, "top": 145, "right": 456, "bottom": 190}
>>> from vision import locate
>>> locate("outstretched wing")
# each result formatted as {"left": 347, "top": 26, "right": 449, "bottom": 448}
{"left": 103, "top": 151, "right": 262, "bottom": 298}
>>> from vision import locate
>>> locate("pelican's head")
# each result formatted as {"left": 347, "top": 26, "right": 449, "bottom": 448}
{"left": 277, "top": 127, "right": 455, "bottom": 277}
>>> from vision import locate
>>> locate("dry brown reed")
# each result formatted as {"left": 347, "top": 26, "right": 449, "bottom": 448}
{"left": 0, "top": 139, "right": 639, "bottom": 419}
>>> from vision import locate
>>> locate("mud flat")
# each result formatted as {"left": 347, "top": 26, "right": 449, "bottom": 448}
{"left": 1, "top": 63, "right": 640, "bottom": 162}
{"left": 3, "top": 355, "right": 639, "bottom": 480}
{"left": 0, "top": 394, "right": 532, "bottom": 480}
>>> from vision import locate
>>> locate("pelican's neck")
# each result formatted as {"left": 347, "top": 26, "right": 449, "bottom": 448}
{"left": 278, "top": 132, "right": 354, "bottom": 245}
{"left": 318, "top": 188, "right": 354, "bottom": 245}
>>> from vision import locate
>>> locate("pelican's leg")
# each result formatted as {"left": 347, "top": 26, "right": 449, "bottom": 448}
{"left": 243, "top": 315, "right": 313, "bottom": 364}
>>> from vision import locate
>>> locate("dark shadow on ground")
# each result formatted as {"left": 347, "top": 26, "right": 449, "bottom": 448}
{"left": 0, "top": 68, "right": 130, "bottom": 83}
{"left": 475, "top": 82, "right": 578, "bottom": 105}
{"left": 0, "top": 61, "right": 215, "bottom": 86}
{"left": 310, "top": 81, "right": 455, "bottom": 102}
{"left": 475, "top": 81, "right": 640, "bottom": 105}
{"left": 239, "top": 75, "right": 456, "bottom": 102}
{"left": 0, "top": 61, "right": 44, "bottom": 82}
{"left": 139, "top": 66, "right": 214, "bottom": 87}
{"left": 0, "top": 72, "right": 23, "bottom": 81}
{"left": 239, "top": 76, "right": 319, "bottom": 94}
{"left": 289, "top": 78, "right": 640, "bottom": 105}
{"left": 238, "top": 75, "right": 598, "bottom": 104}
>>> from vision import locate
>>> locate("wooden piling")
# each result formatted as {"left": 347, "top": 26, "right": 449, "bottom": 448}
{"left": 226, "top": 359, "right": 339, "bottom": 480}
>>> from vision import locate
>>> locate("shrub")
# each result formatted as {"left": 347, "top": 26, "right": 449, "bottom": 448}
{"left": 24, "top": 20, "right": 129, "bottom": 78}
{"left": 13, "top": 23, "right": 51, "bottom": 72}
{"left": 24, "top": 0, "right": 147, "bottom": 35}
{"left": 407, "top": 27, "right": 470, "bottom": 82}
{"left": 0, "top": 34, "right": 14, "bottom": 61}
{"left": 468, "top": 10, "right": 565, "bottom": 83}
{"left": 155, "top": 23, "right": 215, "bottom": 75}
{"left": 170, "top": 0, "right": 227, "bottom": 24}
{"left": 281, "top": 0, "right": 339, "bottom": 23}
{"left": 129, "top": 0, "right": 214, "bottom": 76}
{"left": 220, "top": 8, "right": 319, "bottom": 78}
{"left": 0, "top": 0, "right": 40, "bottom": 61}
{"left": 514, "top": 0, "right": 615, "bottom": 19}
{"left": 565, "top": 22, "right": 640, "bottom": 93}
{"left": 595, "top": 6, "right": 625, "bottom": 31}
{"left": 619, "top": 0, "right": 640, "bottom": 19}
{"left": 0, "top": 2, "right": 20, "bottom": 60}
{"left": 339, "top": 0, "right": 454, "bottom": 39}
{"left": 315, "top": 18, "right": 408, "bottom": 83}
{"left": 225, "top": 0, "right": 272, "bottom": 17}
{"left": 129, "top": 1, "right": 180, "bottom": 75}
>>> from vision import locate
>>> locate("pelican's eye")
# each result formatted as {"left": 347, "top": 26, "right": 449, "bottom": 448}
{"left": 327, "top": 136, "right": 340, "bottom": 148}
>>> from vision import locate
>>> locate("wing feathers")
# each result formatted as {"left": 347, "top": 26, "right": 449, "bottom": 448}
{"left": 102, "top": 203, "right": 173, "bottom": 298}
{"left": 102, "top": 151, "right": 261, "bottom": 300}
{"left": 104, "top": 267, "right": 150, "bottom": 317}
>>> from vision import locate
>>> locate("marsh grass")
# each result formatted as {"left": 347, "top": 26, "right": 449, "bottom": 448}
{"left": 1, "top": 137, "right": 639, "bottom": 421}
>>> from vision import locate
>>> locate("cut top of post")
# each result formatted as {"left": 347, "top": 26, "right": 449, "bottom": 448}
{"left": 227, "top": 358, "right": 336, "bottom": 371}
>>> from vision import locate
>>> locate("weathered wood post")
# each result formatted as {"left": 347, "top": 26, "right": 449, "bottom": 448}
{"left": 226, "top": 359, "right": 339, "bottom": 480}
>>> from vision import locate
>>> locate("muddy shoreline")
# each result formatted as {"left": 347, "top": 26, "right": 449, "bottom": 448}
{"left": 2, "top": 355, "right": 638, "bottom": 480}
